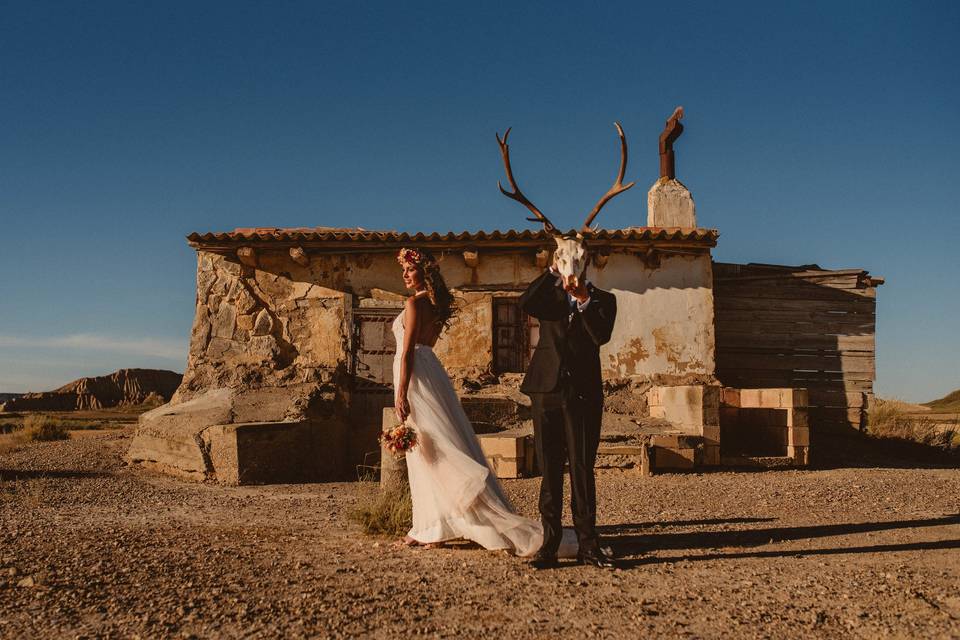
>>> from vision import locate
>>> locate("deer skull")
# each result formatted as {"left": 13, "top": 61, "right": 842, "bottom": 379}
{"left": 553, "top": 235, "right": 588, "bottom": 289}
{"left": 496, "top": 122, "right": 634, "bottom": 284}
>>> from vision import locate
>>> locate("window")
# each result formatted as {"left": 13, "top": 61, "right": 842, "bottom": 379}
{"left": 492, "top": 297, "right": 539, "bottom": 373}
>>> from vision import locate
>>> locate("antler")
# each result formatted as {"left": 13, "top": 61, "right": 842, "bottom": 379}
{"left": 582, "top": 122, "right": 636, "bottom": 232}
{"left": 496, "top": 128, "right": 557, "bottom": 234}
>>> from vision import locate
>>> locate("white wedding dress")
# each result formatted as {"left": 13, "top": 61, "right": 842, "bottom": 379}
{"left": 392, "top": 312, "right": 576, "bottom": 557}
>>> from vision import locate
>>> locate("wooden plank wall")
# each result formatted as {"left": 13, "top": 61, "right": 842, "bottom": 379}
{"left": 713, "top": 262, "right": 882, "bottom": 434}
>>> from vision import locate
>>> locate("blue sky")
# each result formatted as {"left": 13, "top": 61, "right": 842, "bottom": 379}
{"left": 0, "top": 1, "right": 957, "bottom": 401}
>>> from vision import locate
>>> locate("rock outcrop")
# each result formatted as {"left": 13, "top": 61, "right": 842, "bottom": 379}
{"left": 126, "top": 381, "right": 349, "bottom": 484}
{"left": 0, "top": 369, "right": 182, "bottom": 412}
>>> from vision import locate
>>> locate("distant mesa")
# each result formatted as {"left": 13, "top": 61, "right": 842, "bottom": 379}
{"left": 0, "top": 369, "right": 182, "bottom": 412}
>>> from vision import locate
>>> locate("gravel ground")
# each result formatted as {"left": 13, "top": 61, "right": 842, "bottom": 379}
{"left": 1, "top": 428, "right": 959, "bottom": 639}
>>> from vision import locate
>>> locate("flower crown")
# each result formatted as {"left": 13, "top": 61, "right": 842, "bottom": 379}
{"left": 397, "top": 247, "right": 431, "bottom": 267}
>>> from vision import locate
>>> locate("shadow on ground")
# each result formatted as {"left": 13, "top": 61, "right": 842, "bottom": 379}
{"left": 0, "top": 469, "right": 111, "bottom": 480}
{"left": 812, "top": 432, "right": 959, "bottom": 470}
{"left": 600, "top": 514, "right": 960, "bottom": 568}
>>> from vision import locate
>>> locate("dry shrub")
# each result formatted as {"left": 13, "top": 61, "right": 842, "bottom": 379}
{"left": 867, "top": 399, "right": 958, "bottom": 451}
{"left": 19, "top": 414, "right": 71, "bottom": 442}
{"left": 350, "top": 483, "right": 412, "bottom": 537}
{"left": 0, "top": 435, "right": 20, "bottom": 455}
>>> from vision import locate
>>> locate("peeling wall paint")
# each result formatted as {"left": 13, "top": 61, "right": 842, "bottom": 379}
{"left": 181, "top": 247, "right": 717, "bottom": 401}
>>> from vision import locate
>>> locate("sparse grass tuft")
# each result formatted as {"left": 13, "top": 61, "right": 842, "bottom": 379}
{"left": 349, "top": 483, "right": 413, "bottom": 537}
{"left": 19, "top": 415, "right": 71, "bottom": 442}
{"left": 867, "top": 398, "right": 958, "bottom": 451}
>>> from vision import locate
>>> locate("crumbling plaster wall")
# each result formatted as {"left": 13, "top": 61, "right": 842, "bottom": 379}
{"left": 592, "top": 252, "right": 715, "bottom": 380}
{"left": 180, "top": 247, "right": 715, "bottom": 396}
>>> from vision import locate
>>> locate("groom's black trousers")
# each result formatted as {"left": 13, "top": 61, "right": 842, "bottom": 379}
{"left": 531, "top": 386, "right": 603, "bottom": 554}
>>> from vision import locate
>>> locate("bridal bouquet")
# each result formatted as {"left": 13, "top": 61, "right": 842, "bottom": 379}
{"left": 380, "top": 422, "right": 418, "bottom": 457}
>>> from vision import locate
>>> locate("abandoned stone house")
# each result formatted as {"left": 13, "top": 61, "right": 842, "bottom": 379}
{"left": 127, "top": 214, "right": 881, "bottom": 483}
{"left": 127, "top": 140, "right": 882, "bottom": 484}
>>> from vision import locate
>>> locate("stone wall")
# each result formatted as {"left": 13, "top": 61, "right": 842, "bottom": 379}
{"left": 130, "top": 241, "right": 718, "bottom": 484}
{"left": 178, "top": 252, "right": 353, "bottom": 400}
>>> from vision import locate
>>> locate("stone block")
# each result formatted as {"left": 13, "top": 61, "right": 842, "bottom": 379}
{"left": 380, "top": 408, "right": 407, "bottom": 491}
{"left": 652, "top": 385, "right": 721, "bottom": 432}
{"left": 252, "top": 309, "right": 273, "bottom": 336}
{"left": 653, "top": 446, "right": 695, "bottom": 470}
{"left": 649, "top": 405, "right": 666, "bottom": 419}
{"left": 760, "top": 389, "right": 782, "bottom": 409}
{"left": 237, "top": 314, "right": 255, "bottom": 331}
{"left": 788, "top": 427, "right": 810, "bottom": 447}
{"left": 647, "top": 387, "right": 661, "bottom": 407}
{"left": 651, "top": 433, "right": 702, "bottom": 449}
{"left": 212, "top": 302, "right": 237, "bottom": 339}
{"left": 780, "top": 388, "right": 809, "bottom": 408}
{"left": 209, "top": 419, "right": 348, "bottom": 485}
{"left": 701, "top": 425, "right": 721, "bottom": 446}
{"left": 788, "top": 408, "right": 809, "bottom": 428}
{"left": 788, "top": 445, "right": 810, "bottom": 466}
{"left": 739, "top": 389, "right": 762, "bottom": 408}
{"left": 479, "top": 434, "right": 534, "bottom": 479}
{"left": 702, "top": 386, "right": 721, "bottom": 426}
{"left": 721, "top": 387, "right": 741, "bottom": 407}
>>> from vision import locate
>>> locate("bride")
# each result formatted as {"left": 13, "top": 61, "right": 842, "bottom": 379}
{"left": 392, "top": 247, "right": 575, "bottom": 558}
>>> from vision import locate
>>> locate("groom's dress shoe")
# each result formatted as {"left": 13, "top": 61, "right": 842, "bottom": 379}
{"left": 529, "top": 550, "right": 558, "bottom": 570}
{"left": 577, "top": 548, "right": 617, "bottom": 569}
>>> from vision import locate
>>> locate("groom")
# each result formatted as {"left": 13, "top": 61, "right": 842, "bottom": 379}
{"left": 520, "top": 250, "right": 617, "bottom": 569}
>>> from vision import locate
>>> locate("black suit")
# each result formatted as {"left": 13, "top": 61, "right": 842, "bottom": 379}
{"left": 520, "top": 270, "right": 617, "bottom": 554}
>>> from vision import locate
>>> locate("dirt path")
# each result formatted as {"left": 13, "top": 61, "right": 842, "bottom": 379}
{"left": 1, "top": 429, "right": 959, "bottom": 638}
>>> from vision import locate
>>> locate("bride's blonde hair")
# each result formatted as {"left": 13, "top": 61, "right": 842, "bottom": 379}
{"left": 397, "top": 248, "right": 456, "bottom": 331}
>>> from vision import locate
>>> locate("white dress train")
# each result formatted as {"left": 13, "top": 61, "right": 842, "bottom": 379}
{"left": 392, "top": 313, "right": 576, "bottom": 557}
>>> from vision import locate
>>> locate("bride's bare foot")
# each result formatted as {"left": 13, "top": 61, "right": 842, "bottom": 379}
{"left": 395, "top": 536, "right": 419, "bottom": 547}
{"left": 423, "top": 541, "right": 444, "bottom": 550}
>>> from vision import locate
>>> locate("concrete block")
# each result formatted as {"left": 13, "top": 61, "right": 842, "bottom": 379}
{"left": 650, "top": 434, "right": 702, "bottom": 449}
{"left": 739, "top": 389, "right": 762, "bottom": 408}
{"left": 721, "top": 387, "right": 741, "bottom": 407}
{"left": 655, "top": 385, "right": 720, "bottom": 431}
{"left": 701, "top": 425, "right": 721, "bottom": 446}
{"left": 760, "top": 389, "right": 782, "bottom": 408}
{"left": 647, "top": 387, "right": 661, "bottom": 407}
{"left": 702, "top": 386, "right": 721, "bottom": 426}
{"left": 788, "top": 427, "right": 810, "bottom": 447}
{"left": 653, "top": 446, "right": 696, "bottom": 470}
{"left": 780, "top": 388, "right": 809, "bottom": 408}
{"left": 479, "top": 434, "right": 534, "bottom": 479}
{"left": 380, "top": 409, "right": 407, "bottom": 490}
{"left": 788, "top": 445, "right": 810, "bottom": 466}
{"left": 703, "top": 445, "right": 721, "bottom": 466}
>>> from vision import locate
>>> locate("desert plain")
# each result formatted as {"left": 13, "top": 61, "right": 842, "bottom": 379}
{"left": 1, "top": 424, "right": 959, "bottom": 639}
